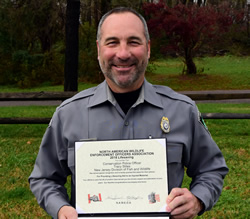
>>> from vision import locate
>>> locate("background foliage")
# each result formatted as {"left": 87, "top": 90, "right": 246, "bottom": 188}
{"left": 144, "top": 1, "right": 246, "bottom": 74}
{"left": 0, "top": 0, "right": 249, "bottom": 87}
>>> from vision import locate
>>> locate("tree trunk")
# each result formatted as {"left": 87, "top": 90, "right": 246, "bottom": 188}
{"left": 39, "top": 34, "right": 52, "bottom": 53}
{"left": 93, "top": 0, "right": 99, "bottom": 29}
{"left": 64, "top": 0, "right": 80, "bottom": 91}
{"left": 197, "top": 0, "right": 203, "bottom": 7}
{"left": 86, "top": 0, "right": 92, "bottom": 24}
{"left": 184, "top": 48, "right": 197, "bottom": 74}
{"left": 101, "top": 0, "right": 112, "bottom": 16}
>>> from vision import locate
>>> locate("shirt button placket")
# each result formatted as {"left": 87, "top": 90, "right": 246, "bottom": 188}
{"left": 122, "top": 121, "right": 130, "bottom": 139}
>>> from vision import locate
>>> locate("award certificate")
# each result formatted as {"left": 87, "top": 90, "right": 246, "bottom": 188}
{"left": 75, "top": 138, "right": 169, "bottom": 218}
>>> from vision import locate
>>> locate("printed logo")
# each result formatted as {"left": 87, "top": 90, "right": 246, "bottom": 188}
{"left": 148, "top": 192, "right": 160, "bottom": 204}
{"left": 88, "top": 193, "right": 102, "bottom": 203}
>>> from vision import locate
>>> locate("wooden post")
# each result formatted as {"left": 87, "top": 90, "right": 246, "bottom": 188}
{"left": 64, "top": 0, "right": 80, "bottom": 91}
{"left": 247, "top": 0, "right": 250, "bottom": 38}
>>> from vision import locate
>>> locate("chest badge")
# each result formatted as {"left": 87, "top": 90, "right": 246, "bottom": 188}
{"left": 161, "top": 116, "right": 170, "bottom": 133}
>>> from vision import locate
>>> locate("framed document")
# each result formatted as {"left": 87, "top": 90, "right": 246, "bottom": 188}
{"left": 75, "top": 138, "right": 170, "bottom": 218}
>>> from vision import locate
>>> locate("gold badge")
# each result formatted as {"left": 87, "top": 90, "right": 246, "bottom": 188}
{"left": 161, "top": 117, "right": 170, "bottom": 133}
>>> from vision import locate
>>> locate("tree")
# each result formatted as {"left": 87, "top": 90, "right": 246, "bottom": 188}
{"left": 64, "top": 0, "right": 80, "bottom": 91}
{"left": 143, "top": 1, "right": 237, "bottom": 74}
{"left": 0, "top": 0, "right": 66, "bottom": 87}
{"left": 7, "top": 0, "right": 65, "bottom": 53}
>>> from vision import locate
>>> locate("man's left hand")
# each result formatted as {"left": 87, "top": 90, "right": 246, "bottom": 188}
{"left": 166, "top": 188, "right": 203, "bottom": 219}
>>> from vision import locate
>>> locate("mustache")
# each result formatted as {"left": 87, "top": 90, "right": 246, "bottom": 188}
{"left": 108, "top": 57, "right": 138, "bottom": 66}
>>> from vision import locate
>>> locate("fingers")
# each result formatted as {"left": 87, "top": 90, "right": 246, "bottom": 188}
{"left": 58, "top": 206, "right": 78, "bottom": 219}
{"left": 166, "top": 188, "right": 202, "bottom": 219}
{"left": 166, "top": 188, "right": 187, "bottom": 211}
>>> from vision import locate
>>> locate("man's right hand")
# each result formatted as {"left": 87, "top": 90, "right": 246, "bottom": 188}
{"left": 58, "top": 206, "right": 78, "bottom": 219}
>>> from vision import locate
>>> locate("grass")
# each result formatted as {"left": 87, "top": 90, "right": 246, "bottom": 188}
{"left": 0, "top": 82, "right": 97, "bottom": 93}
{"left": 197, "top": 119, "right": 249, "bottom": 218}
{"left": 0, "top": 106, "right": 56, "bottom": 118}
{"left": 196, "top": 103, "right": 250, "bottom": 114}
{"left": 0, "top": 104, "right": 249, "bottom": 218}
{"left": 0, "top": 124, "right": 50, "bottom": 218}
{"left": 147, "top": 55, "right": 250, "bottom": 91}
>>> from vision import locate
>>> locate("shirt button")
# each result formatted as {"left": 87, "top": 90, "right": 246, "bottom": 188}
{"left": 124, "top": 121, "right": 129, "bottom": 126}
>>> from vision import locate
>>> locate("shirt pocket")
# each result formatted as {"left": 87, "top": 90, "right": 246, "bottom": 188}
{"left": 167, "top": 143, "right": 184, "bottom": 191}
{"left": 167, "top": 143, "right": 183, "bottom": 163}
{"left": 67, "top": 147, "right": 75, "bottom": 175}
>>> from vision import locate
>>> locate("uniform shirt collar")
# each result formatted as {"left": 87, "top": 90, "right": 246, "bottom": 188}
{"left": 143, "top": 79, "right": 163, "bottom": 108}
{"left": 87, "top": 81, "right": 110, "bottom": 107}
{"left": 88, "top": 79, "right": 163, "bottom": 109}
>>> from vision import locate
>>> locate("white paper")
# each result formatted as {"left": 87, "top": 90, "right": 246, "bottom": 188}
{"left": 75, "top": 138, "right": 168, "bottom": 215}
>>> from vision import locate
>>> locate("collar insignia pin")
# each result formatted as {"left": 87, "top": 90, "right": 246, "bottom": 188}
{"left": 161, "top": 116, "right": 170, "bottom": 133}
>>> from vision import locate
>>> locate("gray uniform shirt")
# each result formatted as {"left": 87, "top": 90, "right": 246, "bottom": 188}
{"left": 29, "top": 80, "right": 228, "bottom": 218}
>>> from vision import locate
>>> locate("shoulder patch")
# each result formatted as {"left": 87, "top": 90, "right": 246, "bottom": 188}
{"left": 197, "top": 108, "right": 211, "bottom": 135}
{"left": 48, "top": 118, "right": 53, "bottom": 128}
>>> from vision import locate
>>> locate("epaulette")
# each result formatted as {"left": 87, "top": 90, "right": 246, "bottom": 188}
{"left": 153, "top": 85, "right": 195, "bottom": 106}
{"left": 57, "top": 85, "right": 98, "bottom": 109}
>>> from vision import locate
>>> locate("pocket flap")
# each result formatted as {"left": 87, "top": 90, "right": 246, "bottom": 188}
{"left": 167, "top": 143, "right": 183, "bottom": 163}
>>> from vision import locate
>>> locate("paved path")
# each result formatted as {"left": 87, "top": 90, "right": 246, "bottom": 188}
{"left": 0, "top": 100, "right": 62, "bottom": 106}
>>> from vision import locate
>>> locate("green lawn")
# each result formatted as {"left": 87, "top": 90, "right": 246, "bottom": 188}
{"left": 0, "top": 82, "right": 97, "bottom": 93}
{"left": 0, "top": 106, "right": 56, "bottom": 118}
{"left": 147, "top": 55, "right": 250, "bottom": 91}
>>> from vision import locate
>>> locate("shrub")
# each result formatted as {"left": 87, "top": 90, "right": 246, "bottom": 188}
{"left": 143, "top": 1, "right": 245, "bottom": 74}
{"left": 78, "top": 22, "right": 104, "bottom": 83}
{"left": 1, "top": 46, "right": 64, "bottom": 88}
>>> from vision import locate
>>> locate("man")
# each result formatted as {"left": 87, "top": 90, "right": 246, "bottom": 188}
{"left": 29, "top": 7, "right": 228, "bottom": 219}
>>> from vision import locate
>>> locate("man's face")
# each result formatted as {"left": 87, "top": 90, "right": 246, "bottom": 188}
{"left": 97, "top": 12, "right": 150, "bottom": 93}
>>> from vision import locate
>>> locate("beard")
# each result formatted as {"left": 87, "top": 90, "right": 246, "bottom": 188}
{"left": 99, "top": 56, "right": 148, "bottom": 89}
